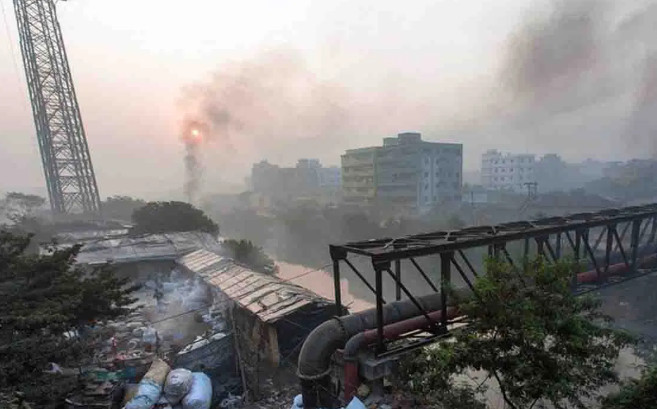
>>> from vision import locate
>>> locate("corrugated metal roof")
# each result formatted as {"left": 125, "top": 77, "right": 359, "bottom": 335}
{"left": 54, "top": 229, "right": 130, "bottom": 243}
{"left": 72, "top": 232, "right": 222, "bottom": 265}
{"left": 177, "top": 249, "right": 331, "bottom": 323}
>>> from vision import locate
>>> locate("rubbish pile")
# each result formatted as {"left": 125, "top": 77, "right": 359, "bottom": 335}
{"left": 123, "top": 358, "right": 213, "bottom": 409}
{"left": 95, "top": 272, "right": 226, "bottom": 378}
{"left": 64, "top": 368, "right": 124, "bottom": 408}
{"left": 286, "top": 394, "right": 416, "bottom": 409}
{"left": 100, "top": 312, "right": 161, "bottom": 376}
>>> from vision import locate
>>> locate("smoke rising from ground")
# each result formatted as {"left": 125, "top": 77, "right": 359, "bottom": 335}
{"left": 181, "top": 119, "right": 208, "bottom": 204}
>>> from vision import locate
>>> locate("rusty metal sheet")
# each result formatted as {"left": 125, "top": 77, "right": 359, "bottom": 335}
{"left": 177, "top": 249, "right": 330, "bottom": 322}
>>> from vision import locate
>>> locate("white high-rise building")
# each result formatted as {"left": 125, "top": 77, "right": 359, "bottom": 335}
{"left": 481, "top": 150, "right": 536, "bottom": 192}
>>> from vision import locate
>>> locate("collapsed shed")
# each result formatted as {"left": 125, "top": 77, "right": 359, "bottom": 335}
{"left": 176, "top": 250, "right": 335, "bottom": 367}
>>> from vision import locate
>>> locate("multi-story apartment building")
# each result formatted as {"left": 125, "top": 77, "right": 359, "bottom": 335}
{"left": 481, "top": 150, "right": 536, "bottom": 192}
{"left": 342, "top": 132, "right": 463, "bottom": 211}
{"left": 251, "top": 159, "right": 340, "bottom": 204}
{"left": 341, "top": 147, "right": 378, "bottom": 206}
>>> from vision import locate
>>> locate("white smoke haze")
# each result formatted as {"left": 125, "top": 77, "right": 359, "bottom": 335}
{"left": 176, "top": 0, "right": 657, "bottom": 197}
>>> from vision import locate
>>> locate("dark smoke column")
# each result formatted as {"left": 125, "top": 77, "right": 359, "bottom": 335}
{"left": 181, "top": 120, "right": 207, "bottom": 204}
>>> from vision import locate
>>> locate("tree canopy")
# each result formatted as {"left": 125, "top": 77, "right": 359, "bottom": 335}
{"left": 601, "top": 366, "right": 657, "bottom": 409}
{"left": 130, "top": 201, "right": 219, "bottom": 236}
{"left": 0, "top": 231, "right": 138, "bottom": 406}
{"left": 222, "top": 239, "right": 276, "bottom": 274}
{"left": 101, "top": 195, "right": 146, "bottom": 222}
{"left": 401, "top": 257, "right": 634, "bottom": 409}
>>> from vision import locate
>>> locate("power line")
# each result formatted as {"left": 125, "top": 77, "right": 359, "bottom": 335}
{"left": 278, "top": 262, "right": 332, "bottom": 284}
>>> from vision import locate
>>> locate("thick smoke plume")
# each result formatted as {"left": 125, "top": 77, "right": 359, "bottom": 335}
{"left": 178, "top": 50, "right": 350, "bottom": 189}
{"left": 181, "top": 119, "right": 208, "bottom": 204}
{"left": 495, "top": 0, "right": 657, "bottom": 156}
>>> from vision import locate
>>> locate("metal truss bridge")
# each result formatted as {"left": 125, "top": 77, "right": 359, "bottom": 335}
{"left": 329, "top": 203, "right": 657, "bottom": 358}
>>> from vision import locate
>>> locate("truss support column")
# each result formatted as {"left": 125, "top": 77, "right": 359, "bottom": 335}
{"left": 630, "top": 219, "right": 642, "bottom": 273}
{"left": 440, "top": 252, "right": 452, "bottom": 331}
{"left": 332, "top": 260, "right": 342, "bottom": 316}
{"left": 605, "top": 224, "right": 615, "bottom": 273}
{"left": 574, "top": 230, "right": 582, "bottom": 264}
{"left": 394, "top": 259, "right": 401, "bottom": 301}
{"left": 373, "top": 261, "right": 387, "bottom": 354}
{"left": 329, "top": 245, "right": 346, "bottom": 316}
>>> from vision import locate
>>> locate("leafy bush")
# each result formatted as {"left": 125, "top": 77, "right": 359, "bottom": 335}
{"left": 400, "top": 257, "right": 634, "bottom": 409}
{"left": 130, "top": 201, "right": 219, "bottom": 235}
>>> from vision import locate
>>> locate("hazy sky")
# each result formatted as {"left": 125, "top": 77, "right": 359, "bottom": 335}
{"left": 1, "top": 0, "right": 655, "bottom": 199}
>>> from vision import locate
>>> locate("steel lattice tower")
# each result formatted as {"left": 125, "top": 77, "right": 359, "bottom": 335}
{"left": 13, "top": 0, "right": 101, "bottom": 215}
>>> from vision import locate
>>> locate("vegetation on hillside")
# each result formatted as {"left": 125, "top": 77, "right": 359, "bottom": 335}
{"left": 216, "top": 202, "right": 466, "bottom": 267}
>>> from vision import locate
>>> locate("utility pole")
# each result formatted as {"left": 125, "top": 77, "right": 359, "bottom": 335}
{"left": 518, "top": 182, "right": 538, "bottom": 215}
{"left": 13, "top": 0, "right": 102, "bottom": 215}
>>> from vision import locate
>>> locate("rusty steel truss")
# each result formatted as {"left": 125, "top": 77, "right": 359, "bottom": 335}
{"left": 329, "top": 203, "right": 657, "bottom": 357}
{"left": 13, "top": 0, "right": 102, "bottom": 214}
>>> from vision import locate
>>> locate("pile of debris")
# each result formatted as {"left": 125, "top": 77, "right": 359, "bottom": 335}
{"left": 99, "top": 313, "right": 161, "bottom": 376}
{"left": 123, "top": 358, "right": 212, "bottom": 409}
{"left": 64, "top": 368, "right": 124, "bottom": 408}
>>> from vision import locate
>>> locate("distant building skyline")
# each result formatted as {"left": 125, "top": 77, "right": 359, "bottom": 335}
{"left": 481, "top": 149, "right": 536, "bottom": 192}
{"left": 250, "top": 158, "right": 341, "bottom": 205}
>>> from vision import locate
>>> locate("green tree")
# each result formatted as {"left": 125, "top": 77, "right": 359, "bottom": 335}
{"left": 0, "top": 231, "right": 138, "bottom": 406}
{"left": 130, "top": 201, "right": 219, "bottom": 235}
{"left": 401, "top": 257, "right": 634, "bottom": 409}
{"left": 101, "top": 195, "right": 146, "bottom": 222}
{"left": 223, "top": 239, "right": 276, "bottom": 274}
{"left": 601, "top": 366, "right": 657, "bottom": 409}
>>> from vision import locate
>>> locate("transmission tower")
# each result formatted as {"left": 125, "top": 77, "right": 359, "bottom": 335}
{"left": 13, "top": 0, "right": 101, "bottom": 215}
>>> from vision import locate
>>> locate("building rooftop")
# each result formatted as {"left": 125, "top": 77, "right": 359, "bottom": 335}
{"left": 177, "top": 249, "right": 331, "bottom": 323}
{"left": 344, "top": 132, "right": 461, "bottom": 154}
{"left": 63, "top": 231, "right": 223, "bottom": 265}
